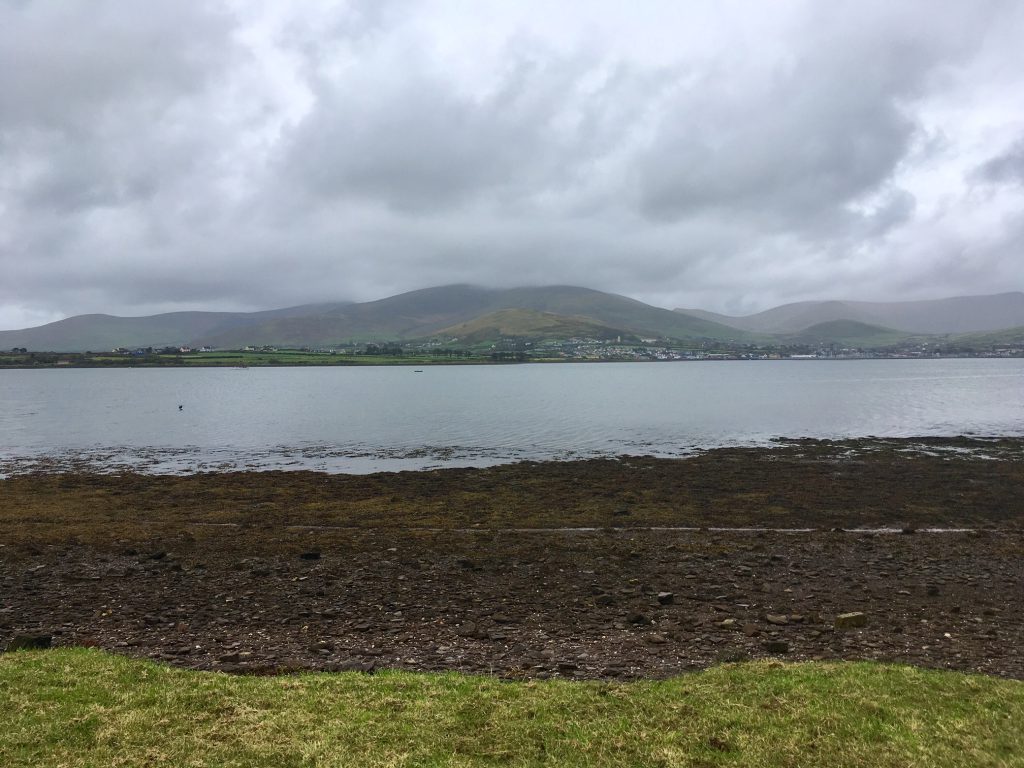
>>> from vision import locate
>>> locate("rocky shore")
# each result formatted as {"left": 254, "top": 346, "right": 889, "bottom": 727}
{"left": 2, "top": 438, "right": 1022, "bottom": 679}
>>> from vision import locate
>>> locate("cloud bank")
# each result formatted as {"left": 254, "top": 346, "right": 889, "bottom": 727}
{"left": 2, "top": 0, "right": 1023, "bottom": 328}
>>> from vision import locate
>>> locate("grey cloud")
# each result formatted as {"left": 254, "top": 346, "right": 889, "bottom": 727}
{"left": 633, "top": 2, "right": 992, "bottom": 235}
{"left": 0, "top": 0, "right": 1023, "bottom": 327}
{"left": 15, "top": 134, "right": 162, "bottom": 213}
{"left": 973, "top": 137, "right": 1024, "bottom": 186}
{"left": 0, "top": 0, "right": 255, "bottom": 316}
{"left": 278, "top": 48, "right": 667, "bottom": 214}
{"left": 0, "top": 1, "right": 241, "bottom": 230}
{"left": 0, "top": 2, "right": 232, "bottom": 130}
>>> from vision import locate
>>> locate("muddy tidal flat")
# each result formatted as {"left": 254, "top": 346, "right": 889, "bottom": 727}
{"left": 2, "top": 438, "right": 1023, "bottom": 679}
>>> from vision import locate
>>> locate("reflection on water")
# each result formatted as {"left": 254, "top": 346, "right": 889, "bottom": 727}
{"left": 1, "top": 358, "right": 1022, "bottom": 474}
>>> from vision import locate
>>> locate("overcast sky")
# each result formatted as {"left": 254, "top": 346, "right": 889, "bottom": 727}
{"left": 2, "top": 0, "right": 1023, "bottom": 329}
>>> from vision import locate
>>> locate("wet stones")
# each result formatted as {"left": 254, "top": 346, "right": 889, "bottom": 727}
{"left": 3, "top": 450, "right": 1024, "bottom": 681}
{"left": 454, "top": 621, "right": 484, "bottom": 639}
{"left": 61, "top": 568, "right": 101, "bottom": 582}
{"left": 835, "top": 612, "right": 868, "bottom": 630}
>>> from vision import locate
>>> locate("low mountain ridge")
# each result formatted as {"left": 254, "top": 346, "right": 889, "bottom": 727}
{"left": 3, "top": 286, "right": 1022, "bottom": 352}
{"left": 0, "top": 285, "right": 749, "bottom": 351}
{"left": 0, "top": 303, "right": 347, "bottom": 352}
{"left": 676, "top": 292, "right": 1024, "bottom": 335}
{"left": 779, "top": 320, "right": 913, "bottom": 348}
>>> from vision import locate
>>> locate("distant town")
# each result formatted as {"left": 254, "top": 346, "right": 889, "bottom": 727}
{"left": 3, "top": 333, "right": 1022, "bottom": 368}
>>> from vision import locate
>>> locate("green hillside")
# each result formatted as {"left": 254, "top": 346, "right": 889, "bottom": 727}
{"left": 946, "top": 325, "right": 1024, "bottom": 348}
{"left": 780, "top": 320, "right": 913, "bottom": 348}
{"left": 499, "top": 286, "right": 760, "bottom": 342}
{"left": 433, "top": 308, "right": 633, "bottom": 344}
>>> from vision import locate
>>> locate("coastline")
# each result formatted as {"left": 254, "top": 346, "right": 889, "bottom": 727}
{"left": 2, "top": 353, "right": 1022, "bottom": 369}
{"left": 2, "top": 438, "right": 1022, "bottom": 680}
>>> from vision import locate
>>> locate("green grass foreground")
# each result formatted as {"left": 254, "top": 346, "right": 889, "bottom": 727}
{"left": 1, "top": 650, "right": 1022, "bottom": 767}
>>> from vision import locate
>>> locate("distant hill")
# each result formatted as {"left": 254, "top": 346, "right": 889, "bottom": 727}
{"left": 946, "top": 326, "right": 1024, "bottom": 348}
{"left": 779, "top": 320, "right": 913, "bottom": 349}
{"left": 0, "top": 285, "right": 751, "bottom": 351}
{"left": 196, "top": 285, "right": 752, "bottom": 348}
{"left": 676, "top": 292, "right": 1024, "bottom": 335}
{"left": 0, "top": 303, "right": 345, "bottom": 352}
{"left": 434, "top": 309, "right": 633, "bottom": 344}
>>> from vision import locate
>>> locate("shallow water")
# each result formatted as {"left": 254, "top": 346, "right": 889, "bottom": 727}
{"left": 1, "top": 358, "right": 1022, "bottom": 474}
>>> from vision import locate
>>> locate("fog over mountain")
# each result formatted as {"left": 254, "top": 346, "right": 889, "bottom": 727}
{"left": 2, "top": 1, "right": 1024, "bottom": 330}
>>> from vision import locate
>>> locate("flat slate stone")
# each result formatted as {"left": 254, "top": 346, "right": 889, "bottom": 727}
{"left": 835, "top": 612, "right": 868, "bottom": 629}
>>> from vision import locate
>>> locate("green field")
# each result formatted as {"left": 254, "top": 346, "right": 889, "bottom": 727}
{"left": 0, "top": 349, "right": 493, "bottom": 368}
{"left": 1, "top": 649, "right": 1021, "bottom": 767}
{"left": 161, "top": 351, "right": 481, "bottom": 367}
{"left": 0, "top": 348, "right": 636, "bottom": 368}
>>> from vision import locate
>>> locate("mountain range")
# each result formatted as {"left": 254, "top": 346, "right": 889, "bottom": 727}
{"left": 676, "top": 292, "right": 1024, "bottom": 335}
{"left": 2, "top": 285, "right": 1023, "bottom": 352}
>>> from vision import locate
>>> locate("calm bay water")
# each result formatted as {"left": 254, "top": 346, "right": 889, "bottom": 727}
{"left": 1, "top": 358, "right": 1022, "bottom": 474}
